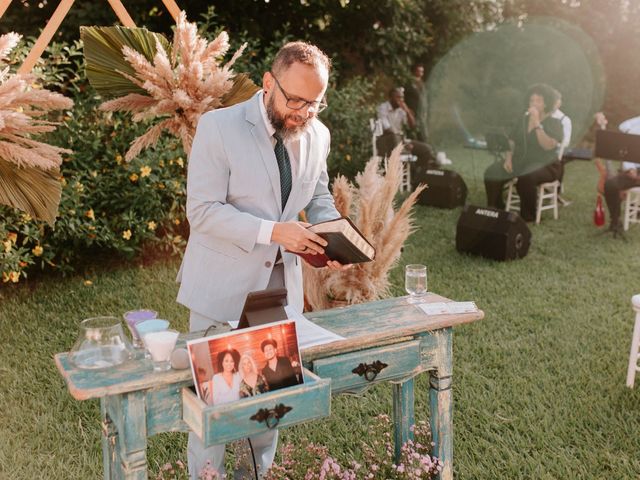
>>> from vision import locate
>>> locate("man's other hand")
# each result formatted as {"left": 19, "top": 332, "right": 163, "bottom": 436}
{"left": 272, "top": 221, "right": 327, "bottom": 254}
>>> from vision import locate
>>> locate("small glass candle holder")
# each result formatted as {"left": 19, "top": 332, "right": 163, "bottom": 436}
{"left": 143, "top": 329, "right": 179, "bottom": 372}
{"left": 136, "top": 319, "right": 170, "bottom": 359}
{"left": 123, "top": 309, "right": 158, "bottom": 348}
{"left": 405, "top": 264, "right": 427, "bottom": 304}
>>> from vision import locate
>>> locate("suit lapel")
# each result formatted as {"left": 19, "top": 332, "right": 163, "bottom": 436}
{"left": 246, "top": 94, "right": 282, "bottom": 212}
{"left": 282, "top": 130, "right": 311, "bottom": 220}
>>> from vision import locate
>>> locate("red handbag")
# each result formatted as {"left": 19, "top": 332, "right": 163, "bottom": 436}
{"left": 593, "top": 194, "right": 605, "bottom": 226}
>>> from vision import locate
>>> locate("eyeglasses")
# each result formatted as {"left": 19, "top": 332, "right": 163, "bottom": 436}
{"left": 271, "top": 73, "right": 328, "bottom": 113}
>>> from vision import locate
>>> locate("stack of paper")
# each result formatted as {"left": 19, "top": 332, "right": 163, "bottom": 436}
{"left": 418, "top": 301, "right": 478, "bottom": 316}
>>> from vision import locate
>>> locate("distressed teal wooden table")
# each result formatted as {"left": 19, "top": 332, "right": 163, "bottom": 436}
{"left": 55, "top": 295, "right": 483, "bottom": 480}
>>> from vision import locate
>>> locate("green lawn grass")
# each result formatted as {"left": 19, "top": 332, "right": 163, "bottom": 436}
{"left": 1, "top": 148, "right": 640, "bottom": 479}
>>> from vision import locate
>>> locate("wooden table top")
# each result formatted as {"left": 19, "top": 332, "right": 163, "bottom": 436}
{"left": 55, "top": 295, "right": 483, "bottom": 400}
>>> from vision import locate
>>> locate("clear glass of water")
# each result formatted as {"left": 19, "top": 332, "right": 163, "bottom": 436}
{"left": 405, "top": 264, "right": 427, "bottom": 303}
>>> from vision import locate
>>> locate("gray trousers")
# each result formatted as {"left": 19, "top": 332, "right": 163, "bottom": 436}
{"left": 187, "top": 263, "right": 284, "bottom": 479}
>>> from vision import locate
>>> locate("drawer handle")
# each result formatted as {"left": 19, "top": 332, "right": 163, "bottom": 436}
{"left": 352, "top": 360, "right": 388, "bottom": 382}
{"left": 250, "top": 403, "right": 292, "bottom": 429}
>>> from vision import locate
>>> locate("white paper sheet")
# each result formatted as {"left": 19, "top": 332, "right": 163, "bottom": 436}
{"left": 284, "top": 305, "right": 345, "bottom": 349}
{"left": 418, "top": 301, "right": 478, "bottom": 316}
{"left": 226, "top": 306, "right": 344, "bottom": 349}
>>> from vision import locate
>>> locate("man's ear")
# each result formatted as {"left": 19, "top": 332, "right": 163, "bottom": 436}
{"left": 262, "top": 71, "right": 273, "bottom": 94}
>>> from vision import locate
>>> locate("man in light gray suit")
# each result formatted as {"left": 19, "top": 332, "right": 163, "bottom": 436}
{"left": 177, "top": 41, "right": 345, "bottom": 479}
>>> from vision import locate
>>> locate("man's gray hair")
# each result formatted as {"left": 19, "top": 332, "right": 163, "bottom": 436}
{"left": 271, "top": 41, "right": 331, "bottom": 76}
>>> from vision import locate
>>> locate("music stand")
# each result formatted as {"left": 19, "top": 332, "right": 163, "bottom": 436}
{"left": 595, "top": 130, "right": 640, "bottom": 165}
{"left": 484, "top": 131, "right": 511, "bottom": 162}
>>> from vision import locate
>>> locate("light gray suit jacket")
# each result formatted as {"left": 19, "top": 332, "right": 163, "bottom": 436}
{"left": 176, "top": 92, "right": 339, "bottom": 323}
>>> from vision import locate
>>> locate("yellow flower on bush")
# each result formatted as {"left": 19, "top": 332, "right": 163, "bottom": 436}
{"left": 172, "top": 235, "right": 183, "bottom": 244}
{"left": 122, "top": 229, "right": 132, "bottom": 240}
{"left": 7, "top": 232, "right": 17, "bottom": 244}
{"left": 115, "top": 154, "right": 123, "bottom": 165}
{"left": 140, "top": 166, "right": 152, "bottom": 178}
{"left": 3, "top": 240, "right": 11, "bottom": 253}
{"left": 147, "top": 221, "right": 157, "bottom": 231}
{"left": 9, "top": 271, "right": 19, "bottom": 283}
{"left": 159, "top": 160, "right": 165, "bottom": 168}
{"left": 85, "top": 209, "right": 95, "bottom": 220}
{"left": 129, "top": 173, "right": 139, "bottom": 182}
{"left": 2, "top": 272, "right": 8, "bottom": 283}
{"left": 22, "top": 213, "right": 32, "bottom": 222}
{"left": 32, "top": 245, "right": 43, "bottom": 257}
{"left": 173, "top": 218, "right": 181, "bottom": 226}
{"left": 176, "top": 157, "right": 184, "bottom": 168}
{"left": 91, "top": 170, "right": 98, "bottom": 178}
{"left": 345, "top": 154, "right": 351, "bottom": 161}
{"left": 84, "top": 280, "right": 93, "bottom": 286}
{"left": 75, "top": 182, "right": 85, "bottom": 193}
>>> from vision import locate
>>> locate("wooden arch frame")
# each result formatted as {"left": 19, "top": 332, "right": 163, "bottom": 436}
{"left": 0, "top": 0, "right": 181, "bottom": 73}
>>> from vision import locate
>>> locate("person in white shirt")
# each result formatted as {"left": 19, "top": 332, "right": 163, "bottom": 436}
{"left": 376, "top": 87, "right": 440, "bottom": 188}
{"left": 550, "top": 93, "right": 572, "bottom": 159}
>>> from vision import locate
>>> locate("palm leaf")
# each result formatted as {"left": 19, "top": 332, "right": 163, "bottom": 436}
{"left": 81, "top": 26, "right": 171, "bottom": 98}
{"left": 0, "top": 158, "right": 61, "bottom": 225}
{"left": 221, "top": 73, "right": 260, "bottom": 107}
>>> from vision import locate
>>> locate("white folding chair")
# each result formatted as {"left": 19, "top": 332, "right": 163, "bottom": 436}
{"left": 622, "top": 186, "right": 640, "bottom": 231}
{"left": 626, "top": 294, "right": 640, "bottom": 388}
{"left": 505, "top": 179, "right": 560, "bottom": 224}
{"left": 369, "top": 118, "right": 414, "bottom": 193}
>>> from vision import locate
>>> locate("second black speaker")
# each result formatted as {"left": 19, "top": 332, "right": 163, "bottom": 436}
{"left": 455, "top": 205, "right": 531, "bottom": 261}
{"left": 415, "top": 169, "right": 467, "bottom": 208}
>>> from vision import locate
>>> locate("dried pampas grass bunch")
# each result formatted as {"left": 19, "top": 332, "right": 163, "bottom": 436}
{"left": 304, "top": 145, "right": 426, "bottom": 311}
{"left": 0, "top": 32, "right": 73, "bottom": 224}
{"left": 0, "top": 32, "right": 73, "bottom": 171}
{"left": 96, "top": 12, "right": 256, "bottom": 161}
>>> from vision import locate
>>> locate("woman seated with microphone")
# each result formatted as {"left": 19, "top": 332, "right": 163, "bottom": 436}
{"left": 484, "top": 83, "right": 564, "bottom": 222}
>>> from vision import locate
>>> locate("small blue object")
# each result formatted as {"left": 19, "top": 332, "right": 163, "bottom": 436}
{"left": 136, "top": 319, "right": 170, "bottom": 337}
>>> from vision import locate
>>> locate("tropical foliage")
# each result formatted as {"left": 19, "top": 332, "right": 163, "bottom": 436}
{"left": 0, "top": 32, "right": 73, "bottom": 224}
{"left": 82, "top": 12, "right": 258, "bottom": 161}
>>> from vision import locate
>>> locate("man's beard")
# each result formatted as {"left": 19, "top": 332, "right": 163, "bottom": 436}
{"left": 266, "top": 93, "right": 311, "bottom": 141}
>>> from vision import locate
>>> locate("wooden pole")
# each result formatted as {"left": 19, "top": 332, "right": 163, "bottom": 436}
{"left": 106, "top": 0, "right": 136, "bottom": 28}
{"left": 0, "top": 0, "right": 12, "bottom": 20}
{"left": 17, "top": 0, "right": 75, "bottom": 74}
{"left": 162, "top": 0, "right": 181, "bottom": 21}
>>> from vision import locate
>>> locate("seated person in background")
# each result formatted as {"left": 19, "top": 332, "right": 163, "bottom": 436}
{"left": 604, "top": 162, "right": 640, "bottom": 235}
{"left": 484, "top": 83, "right": 563, "bottom": 221}
{"left": 376, "top": 87, "right": 438, "bottom": 187}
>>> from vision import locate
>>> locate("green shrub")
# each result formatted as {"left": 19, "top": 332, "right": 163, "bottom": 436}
{"left": 1, "top": 42, "right": 187, "bottom": 283}
{"left": 322, "top": 77, "right": 376, "bottom": 180}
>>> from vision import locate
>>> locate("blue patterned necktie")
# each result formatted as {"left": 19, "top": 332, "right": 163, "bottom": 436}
{"left": 274, "top": 134, "right": 292, "bottom": 208}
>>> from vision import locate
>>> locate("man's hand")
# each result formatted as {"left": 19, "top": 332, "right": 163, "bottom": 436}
{"left": 272, "top": 221, "right": 327, "bottom": 255}
{"left": 325, "top": 260, "right": 352, "bottom": 271}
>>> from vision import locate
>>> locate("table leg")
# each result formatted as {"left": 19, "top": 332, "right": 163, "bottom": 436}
{"left": 392, "top": 378, "right": 415, "bottom": 462}
{"left": 429, "top": 330, "right": 453, "bottom": 480}
{"left": 101, "top": 392, "right": 149, "bottom": 479}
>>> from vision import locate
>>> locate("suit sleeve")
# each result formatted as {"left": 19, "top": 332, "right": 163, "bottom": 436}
{"left": 186, "top": 113, "right": 262, "bottom": 253}
{"left": 304, "top": 129, "right": 340, "bottom": 224}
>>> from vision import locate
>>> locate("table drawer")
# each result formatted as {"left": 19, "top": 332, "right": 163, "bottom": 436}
{"left": 183, "top": 369, "right": 330, "bottom": 446}
{"left": 312, "top": 340, "right": 421, "bottom": 393}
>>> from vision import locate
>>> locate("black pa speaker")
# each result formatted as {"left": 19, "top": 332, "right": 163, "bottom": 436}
{"left": 456, "top": 205, "right": 531, "bottom": 261}
{"left": 416, "top": 169, "right": 467, "bottom": 208}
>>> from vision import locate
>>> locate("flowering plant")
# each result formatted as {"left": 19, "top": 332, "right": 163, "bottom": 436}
{"left": 265, "top": 414, "right": 442, "bottom": 479}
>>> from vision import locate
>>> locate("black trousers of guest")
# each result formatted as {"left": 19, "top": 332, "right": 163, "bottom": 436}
{"left": 604, "top": 173, "right": 640, "bottom": 228}
{"left": 376, "top": 132, "right": 436, "bottom": 189}
{"left": 484, "top": 161, "right": 514, "bottom": 210}
{"left": 515, "top": 161, "right": 562, "bottom": 222}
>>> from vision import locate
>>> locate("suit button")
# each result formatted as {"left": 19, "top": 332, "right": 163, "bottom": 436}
{"left": 265, "top": 261, "right": 272, "bottom": 268}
